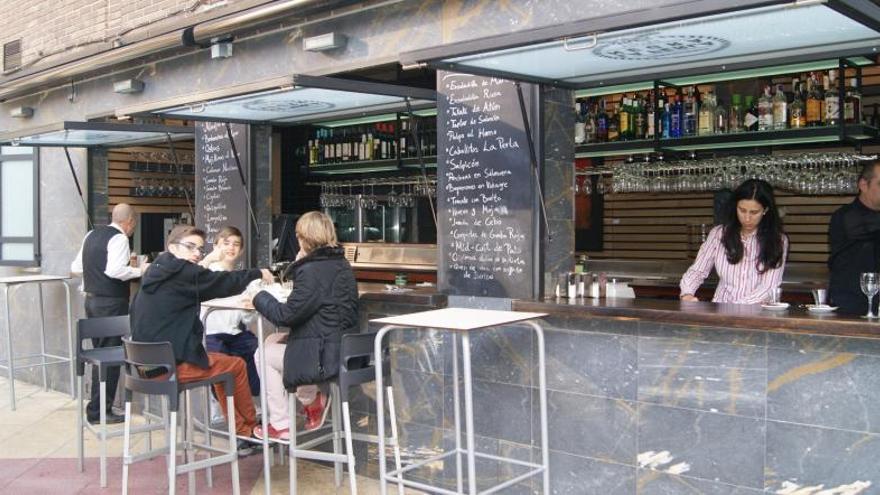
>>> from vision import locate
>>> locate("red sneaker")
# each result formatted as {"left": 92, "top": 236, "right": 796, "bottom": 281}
{"left": 253, "top": 424, "right": 290, "bottom": 441}
{"left": 303, "top": 391, "right": 331, "bottom": 431}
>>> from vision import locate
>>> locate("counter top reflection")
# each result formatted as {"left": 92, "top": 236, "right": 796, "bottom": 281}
{"left": 512, "top": 297, "right": 880, "bottom": 339}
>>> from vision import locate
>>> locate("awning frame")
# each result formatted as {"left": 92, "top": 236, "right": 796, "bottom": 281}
{"left": 115, "top": 73, "right": 437, "bottom": 125}
{"left": 400, "top": 0, "right": 880, "bottom": 89}
{"left": 0, "top": 121, "right": 194, "bottom": 148}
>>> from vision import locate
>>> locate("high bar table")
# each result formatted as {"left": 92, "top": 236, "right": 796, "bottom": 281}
{"left": 0, "top": 274, "right": 74, "bottom": 410}
{"left": 372, "top": 307, "right": 549, "bottom": 495}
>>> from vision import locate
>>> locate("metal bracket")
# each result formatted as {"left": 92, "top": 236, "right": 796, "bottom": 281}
{"left": 224, "top": 122, "right": 261, "bottom": 239}
{"left": 63, "top": 146, "right": 92, "bottom": 229}
{"left": 563, "top": 34, "right": 599, "bottom": 51}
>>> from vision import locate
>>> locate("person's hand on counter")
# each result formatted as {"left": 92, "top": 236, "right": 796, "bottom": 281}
{"left": 680, "top": 294, "right": 699, "bottom": 302}
{"left": 260, "top": 268, "right": 274, "bottom": 285}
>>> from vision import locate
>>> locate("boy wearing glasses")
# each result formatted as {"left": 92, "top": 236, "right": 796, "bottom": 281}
{"left": 130, "top": 225, "right": 273, "bottom": 455}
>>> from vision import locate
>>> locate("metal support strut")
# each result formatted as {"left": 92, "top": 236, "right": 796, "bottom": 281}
{"left": 514, "top": 82, "right": 551, "bottom": 242}
{"left": 63, "top": 146, "right": 93, "bottom": 229}
{"left": 164, "top": 133, "right": 195, "bottom": 221}
{"left": 224, "top": 122, "right": 261, "bottom": 238}
{"left": 404, "top": 97, "right": 438, "bottom": 228}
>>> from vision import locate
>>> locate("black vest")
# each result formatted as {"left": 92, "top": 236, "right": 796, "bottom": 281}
{"left": 83, "top": 225, "right": 130, "bottom": 299}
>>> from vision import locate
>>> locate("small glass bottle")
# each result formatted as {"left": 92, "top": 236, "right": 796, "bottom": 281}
{"left": 714, "top": 98, "right": 728, "bottom": 134}
{"left": 758, "top": 85, "right": 774, "bottom": 131}
{"left": 728, "top": 94, "right": 743, "bottom": 133}
{"left": 574, "top": 100, "right": 586, "bottom": 144}
{"left": 844, "top": 77, "right": 861, "bottom": 124}
{"left": 772, "top": 84, "right": 788, "bottom": 130}
{"left": 789, "top": 79, "right": 805, "bottom": 129}
{"left": 698, "top": 90, "right": 716, "bottom": 136}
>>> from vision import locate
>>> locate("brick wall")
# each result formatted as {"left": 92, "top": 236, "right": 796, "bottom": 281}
{"left": 0, "top": 0, "right": 237, "bottom": 72}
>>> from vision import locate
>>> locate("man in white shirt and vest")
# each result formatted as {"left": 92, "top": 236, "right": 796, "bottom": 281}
{"left": 71, "top": 203, "right": 146, "bottom": 424}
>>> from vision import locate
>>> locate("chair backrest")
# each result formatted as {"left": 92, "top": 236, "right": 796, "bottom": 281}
{"left": 338, "top": 332, "right": 388, "bottom": 403}
{"left": 121, "top": 338, "right": 181, "bottom": 411}
{"left": 76, "top": 315, "right": 130, "bottom": 374}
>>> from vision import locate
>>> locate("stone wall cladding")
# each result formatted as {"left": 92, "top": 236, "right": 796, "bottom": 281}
{"left": 0, "top": 0, "right": 235, "bottom": 71}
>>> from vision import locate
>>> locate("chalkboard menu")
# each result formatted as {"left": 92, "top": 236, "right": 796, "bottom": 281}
{"left": 195, "top": 121, "right": 250, "bottom": 249}
{"left": 437, "top": 71, "right": 536, "bottom": 299}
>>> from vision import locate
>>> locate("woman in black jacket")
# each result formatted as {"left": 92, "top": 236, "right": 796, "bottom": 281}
{"left": 250, "top": 211, "right": 358, "bottom": 440}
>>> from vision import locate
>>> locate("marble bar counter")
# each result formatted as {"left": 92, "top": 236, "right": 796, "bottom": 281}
{"left": 488, "top": 296, "right": 880, "bottom": 494}
{"left": 514, "top": 296, "right": 880, "bottom": 339}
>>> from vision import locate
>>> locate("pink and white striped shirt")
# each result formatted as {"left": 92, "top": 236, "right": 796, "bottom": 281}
{"left": 679, "top": 225, "right": 787, "bottom": 304}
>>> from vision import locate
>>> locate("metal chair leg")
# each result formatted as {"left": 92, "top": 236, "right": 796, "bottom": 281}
{"left": 99, "top": 379, "right": 107, "bottom": 488}
{"left": 226, "top": 394, "right": 240, "bottom": 495}
{"left": 36, "top": 283, "right": 47, "bottom": 392}
{"left": 122, "top": 401, "right": 132, "bottom": 495}
{"left": 289, "top": 392, "right": 297, "bottom": 495}
{"left": 76, "top": 375, "right": 84, "bottom": 473}
{"left": 331, "top": 384, "right": 343, "bottom": 488}
{"left": 168, "top": 410, "right": 178, "bottom": 495}
{"left": 342, "top": 401, "right": 357, "bottom": 495}
{"left": 146, "top": 395, "right": 153, "bottom": 453}
{"left": 185, "top": 390, "right": 196, "bottom": 495}
{"left": 205, "top": 388, "right": 214, "bottom": 487}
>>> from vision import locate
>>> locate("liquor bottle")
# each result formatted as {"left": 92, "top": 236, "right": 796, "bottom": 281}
{"left": 585, "top": 103, "right": 598, "bottom": 143}
{"left": 728, "top": 94, "right": 743, "bottom": 133}
{"left": 646, "top": 94, "right": 656, "bottom": 139}
{"left": 758, "top": 85, "right": 774, "bottom": 131}
{"left": 618, "top": 97, "right": 631, "bottom": 141}
{"left": 684, "top": 87, "right": 698, "bottom": 137}
{"left": 698, "top": 90, "right": 716, "bottom": 136}
{"left": 661, "top": 100, "right": 671, "bottom": 139}
{"left": 597, "top": 99, "right": 608, "bottom": 142}
{"left": 714, "top": 97, "right": 728, "bottom": 134}
{"left": 574, "top": 100, "right": 587, "bottom": 144}
{"left": 607, "top": 103, "right": 620, "bottom": 142}
{"left": 789, "top": 80, "right": 806, "bottom": 129}
{"left": 634, "top": 96, "right": 646, "bottom": 140}
{"left": 670, "top": 94, "right": 683, "bottom": 138}
{"left": 772, "top": 84, "right": 788, "bottom": 130}
{"left": 806, "top": 74, "right": 823, "bottom": 126}
{"left": 825, "top": 70, "right": 840, "bottom": 126}
{"left": 845, "top": 77, "right": 862, "bottom": 124}
{"left": 744, "top": 96, "right": 759, "bottom": 132}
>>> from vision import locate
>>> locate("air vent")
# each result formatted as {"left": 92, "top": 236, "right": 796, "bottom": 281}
{"left": 3, "top": 39, "right": 21, "bottom": 72}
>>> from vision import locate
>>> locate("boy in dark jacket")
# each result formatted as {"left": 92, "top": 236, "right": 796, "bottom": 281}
{"left": 130, "top": 225, "right": 273, "bottom": 446}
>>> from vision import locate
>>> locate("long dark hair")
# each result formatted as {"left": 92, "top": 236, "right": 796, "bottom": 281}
{"left": 721, "top": 179, "right": 786, "bottom": 273}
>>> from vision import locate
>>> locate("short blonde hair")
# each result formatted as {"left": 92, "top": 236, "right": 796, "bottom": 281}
{"left": 295, "top": 211, "right": 337, "bottom": 253}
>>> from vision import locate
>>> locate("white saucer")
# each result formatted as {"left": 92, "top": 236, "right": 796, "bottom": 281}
{"left": 761, "top": 302, "right": 789, "bottom": 310}
{"left": 806, "top": 304, "right": 837, "bottom": 313}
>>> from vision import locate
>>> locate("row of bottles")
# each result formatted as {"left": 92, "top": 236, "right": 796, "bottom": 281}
{"left": 574, "top": 70, "right": 864, "bottom": 144}
{"left": 307, "top": 118, "right": 437, "bottom": 166}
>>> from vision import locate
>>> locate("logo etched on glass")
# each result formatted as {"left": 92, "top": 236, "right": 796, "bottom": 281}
{"left": 594, "top": 35, "right": 730, "bottom": 61}
{"left": 241, "top": 99, "right": 335, "bottom": 113}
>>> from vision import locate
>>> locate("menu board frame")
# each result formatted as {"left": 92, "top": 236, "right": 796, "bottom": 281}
{"left": 436, "top": 70, "right": 539, "bottom": 299}
{"left": 195, "top": 121, "right": 251, "bottom": 256}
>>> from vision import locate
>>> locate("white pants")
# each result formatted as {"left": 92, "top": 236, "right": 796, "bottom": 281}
{"left": 255, "top": 332, "right": 319, "bottom": 430}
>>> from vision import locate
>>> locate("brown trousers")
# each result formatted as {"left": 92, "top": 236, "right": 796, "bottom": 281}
{"left": 177, "top": 352, "right": 256, "bottom": 436}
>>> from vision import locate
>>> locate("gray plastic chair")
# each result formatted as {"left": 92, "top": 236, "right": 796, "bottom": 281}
{"left": 121, "top": 339, "right": 240, "bottom": 495}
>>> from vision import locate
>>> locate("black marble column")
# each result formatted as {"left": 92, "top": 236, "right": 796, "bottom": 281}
{"left": 541, "top": 87, "right": 575, "bottom": 296}
{"left": 251, "top": 125, "right": 273, "bottom": 268}
{"left": 88, "top": 147, "right": 109, "bottom": 226}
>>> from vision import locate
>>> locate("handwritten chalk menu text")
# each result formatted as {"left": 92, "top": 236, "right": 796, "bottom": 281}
{"left": 195, "top": 121, "right": 250, "bottom": 248}
{"left": 437, "top": 71, "right": 536, "bottom": 299}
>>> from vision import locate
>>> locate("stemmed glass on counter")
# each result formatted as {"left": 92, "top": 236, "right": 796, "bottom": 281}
{"left": 860, "top": 272, "right": 879, "bottom": 319}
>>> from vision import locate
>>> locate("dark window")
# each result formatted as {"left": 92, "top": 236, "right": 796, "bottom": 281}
{"left": 3, "top": 39, "right": 21, "bottom": 72}
{"left": 0, "top": 146, "right": 40, "bottom": 266}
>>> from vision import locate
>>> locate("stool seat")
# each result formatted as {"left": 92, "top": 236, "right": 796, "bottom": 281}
{"left": 79, "top": 346, "right": 125, "bottom": 369}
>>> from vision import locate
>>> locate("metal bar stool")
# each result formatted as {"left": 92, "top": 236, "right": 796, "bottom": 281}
{"left": 274, "top": 332, "right": 404, "bottom": 495}
{"left": 75, "top": 316, "right": 162, "bottom": 487}
{"left": 120, "top": 339, "right": 240, "bottom": 495}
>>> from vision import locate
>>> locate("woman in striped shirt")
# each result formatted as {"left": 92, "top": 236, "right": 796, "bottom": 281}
{"left": 680, "top": 179, "right": 788, "bottom": 304}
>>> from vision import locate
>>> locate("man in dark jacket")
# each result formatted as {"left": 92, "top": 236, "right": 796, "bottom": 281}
{"left": 828, "top": 160, "right": 880, "bottom": 315}
{"left": 130, "top": 225, "right": 272, "bottom": 447}
{"left": 250, "top": 211, "right": 359, "bottom": 439}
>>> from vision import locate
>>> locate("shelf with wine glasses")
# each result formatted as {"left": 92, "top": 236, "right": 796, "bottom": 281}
{"left": 307, "top": 156, "right": 437, "bottom": 176}
{"left": 575, "top": 124, "right": 879, "bottom": 158}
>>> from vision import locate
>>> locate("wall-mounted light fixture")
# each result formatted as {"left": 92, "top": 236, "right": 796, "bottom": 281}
{"left": 303, "top": 33, "right": 347, "bottom": 52}
{"left": 211, "top": 38, "right": 233, "bottom": 59}
{"left": 9, "top": 106, "right": 33, "bottom": 118}
{"left": 113, "top": 79, "right": 145, "bottom": 94}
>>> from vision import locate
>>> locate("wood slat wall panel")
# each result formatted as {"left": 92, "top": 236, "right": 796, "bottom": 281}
{"left": 589, "top": 191, "right": 852, "bottom": 265}
{"left": 106, "top": 143, "right": 194, "bottom": 213}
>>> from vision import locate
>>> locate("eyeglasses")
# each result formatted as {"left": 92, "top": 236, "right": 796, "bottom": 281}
{"left": 176, "top": 242, "right": 205, "bottom": 256}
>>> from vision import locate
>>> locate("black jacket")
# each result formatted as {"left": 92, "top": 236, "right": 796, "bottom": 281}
{"left": 253, "top": 246, "right": 358, "bottom": 389}
{"left": 828, "top": 198, "right": 880, "bottom": 315}
{"left": 130, "top": 252, "right": 262, "bottom": 368}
